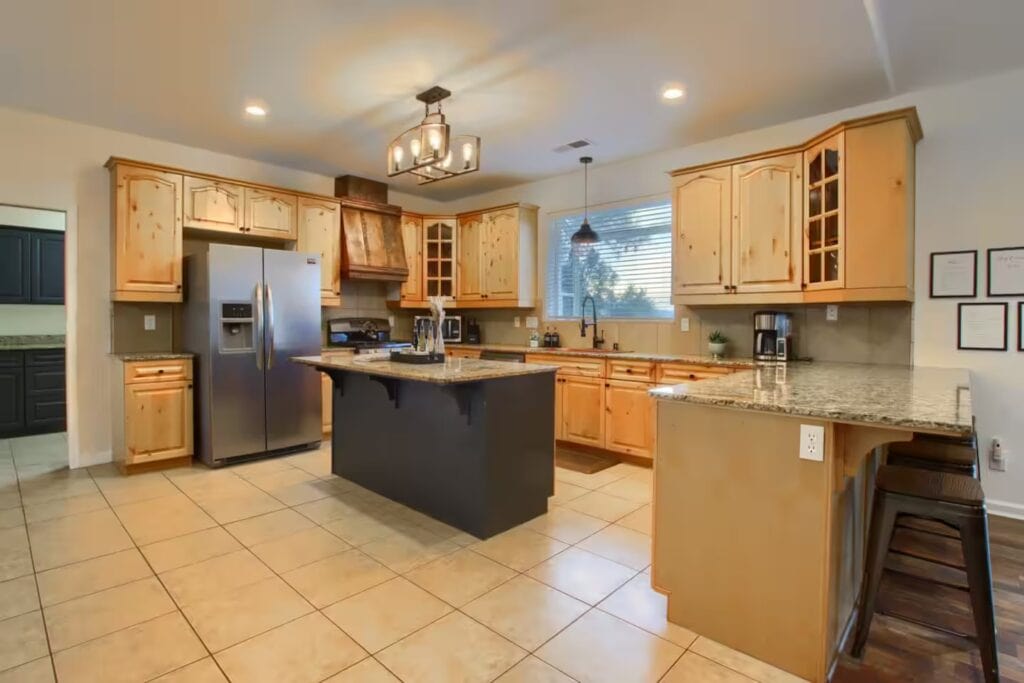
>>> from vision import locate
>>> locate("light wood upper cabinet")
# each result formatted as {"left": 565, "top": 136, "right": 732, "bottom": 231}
{"left": 483, "top": 209, "right": 519, "bottom": 300}
{"left": 244, "top": 187, "right": 298, "bottom": 240}
{"left": 183, "top": 176, "right": 244, "bottom": 234}
{"left": 297, "top": 197, "right": 342, "bottom": 306}
{"left": 673, "top": 167, "right": 731, "bottom": 295}
{"left": 671, "top": 107, "right": 921, "bottom": 305}
{"left": 399, "top": 213, "right": 424, "bottom": 303}
{"left": 457, "top": 213, "right": 484, "bottom": 300}
{"left": 561, "top": 375, "right": 605, "bottom": 448}
{"left": 110, "top": 162, "right": 183, "bottom": 302}
{"left": 732, "top": 153, "right": 803, "bottom": 293}
{"left": 605, "top": 379, "right": 654, "bottom": 459}
{"left": 803, "top": 134, "right": 844, "bottom": 291}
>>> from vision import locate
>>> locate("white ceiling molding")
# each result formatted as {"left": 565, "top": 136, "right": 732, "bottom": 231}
{"left": 863, "top": 0, "right": 897, "bottom": 93}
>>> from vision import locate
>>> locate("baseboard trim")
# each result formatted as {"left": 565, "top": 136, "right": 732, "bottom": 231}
{"left": 73, "top": 449, "right": 112, "bottom": 469}
{"left": 987, "top": 499, "right": 1024, "bottom": 520}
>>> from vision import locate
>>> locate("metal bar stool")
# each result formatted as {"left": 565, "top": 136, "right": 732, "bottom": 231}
{"left": 851, "top": 464, "right": 998, "bottom": 683}
{"left": 887, "top": 432, "right": 979, "bottom": 478}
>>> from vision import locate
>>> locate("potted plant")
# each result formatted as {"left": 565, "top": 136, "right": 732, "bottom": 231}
{"left": 708, "top": 330, "right": 728, "bottom": 358}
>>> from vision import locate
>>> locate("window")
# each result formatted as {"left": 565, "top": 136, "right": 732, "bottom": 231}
{"left": 545, "top": 197, "right": 673, "bottom": 320}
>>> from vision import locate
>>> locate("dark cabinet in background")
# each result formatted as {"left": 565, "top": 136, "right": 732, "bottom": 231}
{"left": 0, "top": 353, "right": 25, "bottom": 434}
{"left": 0, "top": 349, "right": 65, "bottom": 437}
{"left": 0, "top": 227, "right": 64, "bottom": 304}
{"left": 0, "top": 231, "right": 31, "bottom": 303}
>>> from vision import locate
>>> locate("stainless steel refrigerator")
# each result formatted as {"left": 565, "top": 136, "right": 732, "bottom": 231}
{"left": 183, "top": 243, "right": 322, "bottom": 466}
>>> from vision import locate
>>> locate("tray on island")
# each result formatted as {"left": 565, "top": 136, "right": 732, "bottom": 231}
{"left": 389, "top": 351, "right": 446, "bottom": 364}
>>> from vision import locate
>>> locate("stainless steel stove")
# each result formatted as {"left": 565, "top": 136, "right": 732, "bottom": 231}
{"left": 326, "top": 317, "right": 411, "bottom": 354}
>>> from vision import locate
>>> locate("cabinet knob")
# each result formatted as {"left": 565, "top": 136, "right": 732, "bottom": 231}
{"left": 157, "top": 369, "right": 164, "bottom": 374}
{"left": 689, "top": 374, "right": 696, "bottom": 380}
{"left": 176, "top": 285, "right": 182, "bottom": 291}
{"left": 187, "top": 383, "right": 193, "bottom": 389}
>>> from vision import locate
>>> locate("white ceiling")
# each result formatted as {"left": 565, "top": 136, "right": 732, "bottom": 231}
{"left": 2, "top": 0, "right": 1024, "bottom": 200}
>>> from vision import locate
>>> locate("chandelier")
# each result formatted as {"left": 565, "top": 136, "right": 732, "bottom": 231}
{"left": 387, "top": 86, "right": 480, "bottom": 185}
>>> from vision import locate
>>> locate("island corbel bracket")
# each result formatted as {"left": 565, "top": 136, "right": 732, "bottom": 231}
{"left": 447, "top": 384, "right": 475, "bottom": 425}
{"left": 369, "top": 376, "right": 400, "bottom": 408}
{"left": 324, "top": 370, "right": 345, "bottom": 397}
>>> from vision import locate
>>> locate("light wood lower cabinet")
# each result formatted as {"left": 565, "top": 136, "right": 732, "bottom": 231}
{"left": 112, "top": 358, "right": 193, "bottom": 473}
{"left": 561, "top": 375, "right": 605, "bottom": 448}
{"left": 604, "top": 379, "right": 655, "bottom": 459}
{"left": 322, "top": 373, "right": 332, "bottom": 433}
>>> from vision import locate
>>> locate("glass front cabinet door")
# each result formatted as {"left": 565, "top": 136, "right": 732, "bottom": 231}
{"left": 803, "top": 133, "right": 844, "bottom": 290}
{"left": 424, "top": 217, "right": 456, "bottom": 298}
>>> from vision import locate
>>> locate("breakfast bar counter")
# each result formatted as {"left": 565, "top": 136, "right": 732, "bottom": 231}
{"left": 294, "top": 355, "right": 558, "bottom": 538}
{"left": 650, "top": 362, "right": 972, "bottom": 683}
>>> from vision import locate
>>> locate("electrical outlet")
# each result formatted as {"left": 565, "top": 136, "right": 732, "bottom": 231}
{"left": 991, "top": 437, "right": 1008, "bottom": 472}
{"left": 799, "top": 424, "right": 825, "bottom": 461}
{"left": 513, "top": 317, "right": 521, "bottom": 328}
{"left": 388, "top": 315, "right": 395, "bottom": 327}
{"left": 143, "top": 314, "right": 156, "bottom": 331}
{"left": 526, "top": 316, "right": 539, "bottom": 329}
{"left": 679, "top": 317, "right": 690, "bottom": 332}
{"left": 826, "top": 305, "right": 839, "bottom": 322}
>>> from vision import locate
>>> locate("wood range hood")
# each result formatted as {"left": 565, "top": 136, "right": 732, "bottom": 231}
{"left": 335, "top": 175, "right": 409, "bottom": 282}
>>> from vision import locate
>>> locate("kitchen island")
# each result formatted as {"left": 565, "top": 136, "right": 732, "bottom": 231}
{"left": 293, "top": 354, "right": 558, "bottom": 538}
{"left": 650, "top": 362, "right": 972, "bottom": 683}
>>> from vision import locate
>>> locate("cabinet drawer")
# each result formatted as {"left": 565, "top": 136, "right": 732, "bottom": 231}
{"left": 525, "top": 354, "right": 605, "bottom": 378}
{"left": 124, "top": 359, "right": 192, "bottom": 384}
{"left": 446, "top": 348, "right": 482, "bottom": 359}
{"left": 25, "top": 349, "right": 64, "bottom": 367}
{"left": 608, "top": 360, "right": 655, "bottom": 382}
{"left": 656, "top": 362, "right": 736, "bottom": 384}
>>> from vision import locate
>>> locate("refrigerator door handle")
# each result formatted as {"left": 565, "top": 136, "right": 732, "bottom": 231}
{"left": 265, "top": 282, "right": 275, "bottom": 369}
{"left": 255, "top": 281, "right": 264, "bottom": 370}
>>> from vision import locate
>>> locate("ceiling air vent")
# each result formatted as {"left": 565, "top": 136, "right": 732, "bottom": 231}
{"left": 553, "top": 139, "right": 593, "bottom": 153}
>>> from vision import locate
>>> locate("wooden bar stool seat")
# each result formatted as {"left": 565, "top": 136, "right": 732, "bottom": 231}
{"left": 887, "top": 433, "right": 979, "bottom": 477}
{"left": 851, "top": 465, "right": 998, "bottom": 683}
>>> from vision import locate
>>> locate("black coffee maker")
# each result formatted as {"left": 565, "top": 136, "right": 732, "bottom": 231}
{"left": 753, "top": 311, "right": 793, "bottom": 362}
{"left": 465, "top": 318, "right": 482, "bottom": 344}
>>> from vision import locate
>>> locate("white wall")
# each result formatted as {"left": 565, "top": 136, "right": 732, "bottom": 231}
{"left": 0, "top": 106, "right": 435, "bottom": 468}
{"left": 428, "top": 68, "right": 1024, "bottom": 516}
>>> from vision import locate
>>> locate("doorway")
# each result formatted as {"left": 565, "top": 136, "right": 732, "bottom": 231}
{"left": 0, "top": 205, "right": 68, "bottom": 479}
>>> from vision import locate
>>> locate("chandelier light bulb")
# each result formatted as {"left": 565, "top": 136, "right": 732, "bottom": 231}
{"left": 462, "top": 142, "right": 473, "bottom": 161}
{"left": 428, "top": 130, "right": 442, "bottom": 151}
{"left": 409, "top": 138, "right": 421, "bottom": 160}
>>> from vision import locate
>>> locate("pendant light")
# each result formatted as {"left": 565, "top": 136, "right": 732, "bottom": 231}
{"left": 570, "top": 156, "right": 598, "bottom": 246}
{"left": 387, "top": 86, "right": 480, "bottom": 185}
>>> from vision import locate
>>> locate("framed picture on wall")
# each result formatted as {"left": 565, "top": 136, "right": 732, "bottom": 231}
{"left": 987, "top": 247, "right": 1024, "bottom": 296}
{"left": 957, "top": 302, "right": 1008, "bottom": 351}
{"left": 930, "top": 250, "right": 977, "bottom": 298}
{"left": 1019, "top": 303, "right": 1024, "bottom": 352}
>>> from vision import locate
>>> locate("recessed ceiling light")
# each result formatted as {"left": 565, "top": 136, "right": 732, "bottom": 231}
{"left": 661, "top": 86, "right": 685, "bottom": 101}
{"left": 244, "top": 104, "right": 267, "bottom": 117}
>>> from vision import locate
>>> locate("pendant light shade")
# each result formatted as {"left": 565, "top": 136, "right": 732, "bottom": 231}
{"left": 570, "top": 156, "right": 598, "bottom": 246}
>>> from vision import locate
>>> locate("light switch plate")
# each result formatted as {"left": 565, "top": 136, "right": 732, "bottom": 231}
{"left": 799, "top": 424, "right": 825, "bottom": 461}
{"left": 526, "top": 316, "right": 539, "bottom": 329}
{"left": 388, "top": 315, "right": 395, "bottom": 327}
{"left": 143, "top": 314, "right": 156, "bottom": 331}
{"left": 826, "top": 305, "right": 839, "bottom": 322}
{"left": 513, "top": 317, "right": 521, "bottom": 328}
{"left": 679, "top": 317, "right": 690, "bottom": 332}
{"left": 991, "top": 437, "right": 1007, "bottom": 472}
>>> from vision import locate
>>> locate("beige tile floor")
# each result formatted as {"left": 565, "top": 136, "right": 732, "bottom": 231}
{"left": 0, "top": 432, "right": 807, "bottom": 682}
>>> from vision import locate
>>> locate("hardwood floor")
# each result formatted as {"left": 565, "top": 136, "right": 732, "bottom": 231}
{"left": 834, "top": 514, "right": 1024, "bottom": 682}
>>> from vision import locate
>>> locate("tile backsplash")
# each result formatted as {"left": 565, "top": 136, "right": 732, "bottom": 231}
{"left": 441, "top": 302, "right": 912, "bottom": 365}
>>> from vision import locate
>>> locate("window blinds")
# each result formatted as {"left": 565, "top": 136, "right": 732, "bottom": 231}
{"left": 545, "top": 198, "right": 673, "bottom": 320}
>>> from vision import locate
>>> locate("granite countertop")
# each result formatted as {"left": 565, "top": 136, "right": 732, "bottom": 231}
{"left": 0, "top": 335, "right": 65, "bottom": 350}
{"left": 447, "top": 343, "right": 753, "bottom": 367}
{"left": 650, "top": 362, "right": 973, "bottom": 435}
{"left": 293, "top": 354, "right": 558, "bottom": 385}
{"left": 112, "top": 352, "right": 195, "bottom": 361}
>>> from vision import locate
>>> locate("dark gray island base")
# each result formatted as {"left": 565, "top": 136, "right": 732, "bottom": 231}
{"left": 294, "top": 355, "right": 557, "bottom": 539}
